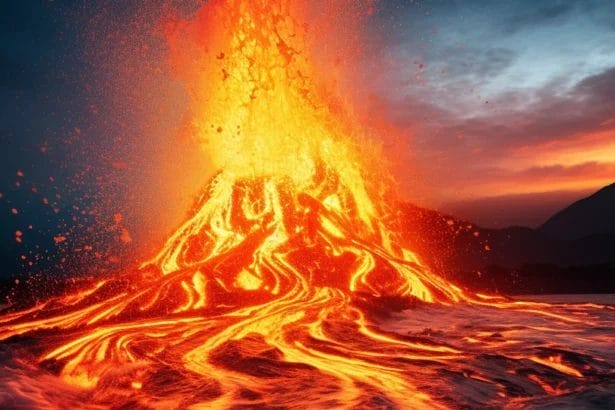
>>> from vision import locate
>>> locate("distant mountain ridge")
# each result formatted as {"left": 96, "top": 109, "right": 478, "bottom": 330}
{"left": 396, "top": 183, "right": 615, "bottom": 294}
{"left": 539, "top": 182, "right": 615, "bottom": 240}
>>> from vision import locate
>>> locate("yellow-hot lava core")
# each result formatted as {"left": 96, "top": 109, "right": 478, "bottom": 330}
{"left": 145, "top": 0, "right": 465, "bottom": 304}
{"left": 164, "top": 0, "right": 380, "bottom": 228}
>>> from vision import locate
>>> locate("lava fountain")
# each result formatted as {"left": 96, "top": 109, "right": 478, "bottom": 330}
{"left": 1, "top": 1, "right": 614, "bottom": 408}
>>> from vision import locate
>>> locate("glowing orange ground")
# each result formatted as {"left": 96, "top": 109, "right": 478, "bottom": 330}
{"left": 1, "top": 1, "right": 614, "bottom": 408}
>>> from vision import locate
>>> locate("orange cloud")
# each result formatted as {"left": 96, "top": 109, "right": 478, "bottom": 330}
{"left": 465, "top": 161, "right": 615, "bottom": 199}
{"left": 504, "top": 127, "right": 615, "bottom": 170}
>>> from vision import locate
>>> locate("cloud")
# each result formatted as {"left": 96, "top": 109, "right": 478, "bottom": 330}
{"left": 434, "top": 46, "right": 517, "bottom": 87}
{"left": 437, "top": 161, "right": 615, "bottom": 202}
{"left": 362, "top": 1, "right": 615, "bottom": 225}
{"left": 372, "top": 64, "right": 615, "bottom": 205}
{"left": 414, "top": 66, "right": 615, "bottom": 155}
{"left": 498, "top": 161, "right": 615, "bottom": 185}
{"left": 500, "top": 3, "right": 573, "bottom": 35}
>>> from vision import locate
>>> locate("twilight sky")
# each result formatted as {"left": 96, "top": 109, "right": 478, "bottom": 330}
{"left": 366, "top": 0, "right": 615, "bottom": 226}
{"left": 1, "top": 0, "right": 614, "bottom": 279}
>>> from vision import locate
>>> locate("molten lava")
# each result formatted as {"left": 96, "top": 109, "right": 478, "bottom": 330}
{"left": 1, "top": 1, "right": 614, "bottom": 408}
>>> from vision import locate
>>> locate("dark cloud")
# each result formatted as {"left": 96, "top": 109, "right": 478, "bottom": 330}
{"left": 421, "top": 66, "right": 615, "bottom": 154}
{"left": 500, "top": 2, "right": 573, "bottom": 35}
{"left": 580, "top": 0, "right": 615, "bottom": 31}
{"left": 435, "top": 46, "right": 516, "bottom": 83}
{"left": 576, "top": 66, "right": 615, "bottom": 102}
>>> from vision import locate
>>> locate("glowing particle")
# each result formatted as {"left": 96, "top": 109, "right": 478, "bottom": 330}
{"left": 113, "top": 213, "right": 123, "bottom": 224}
{"left": 112, "top": 161, "right": 128, "bottom": 170}
{"left": 120, "top": 228, "right": 132, "bottom": 243}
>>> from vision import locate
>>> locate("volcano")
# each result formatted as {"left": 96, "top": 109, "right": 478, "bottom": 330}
{"left": 1, "top": 1, "right": 614, "bottom": 408}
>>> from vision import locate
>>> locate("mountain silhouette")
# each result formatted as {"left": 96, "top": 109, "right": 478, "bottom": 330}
{"left": 396, "top": 183, "right": 615, "bottom": 294}
{"left": 539, "top": 183, "right": 615, "bottom": 240}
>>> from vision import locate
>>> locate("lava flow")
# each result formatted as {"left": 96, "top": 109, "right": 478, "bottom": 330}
{"left": 1, "top": 1, "right": 614, "bottom": 409}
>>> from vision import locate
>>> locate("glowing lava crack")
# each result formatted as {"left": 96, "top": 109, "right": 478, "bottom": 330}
{"left": 1, "top": 1, "right": 614, "bottom": 409}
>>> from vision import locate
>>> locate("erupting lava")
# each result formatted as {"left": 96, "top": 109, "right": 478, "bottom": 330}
{"left": 1, "top": 1, "right": 614, "bottom": 408}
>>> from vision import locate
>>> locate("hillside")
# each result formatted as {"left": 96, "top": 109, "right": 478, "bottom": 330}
{"left": 539, "top": 182, "right": 615, "bottom": 240}
{"left": 396, "top": 184, "right": 615, "bottom": 294}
